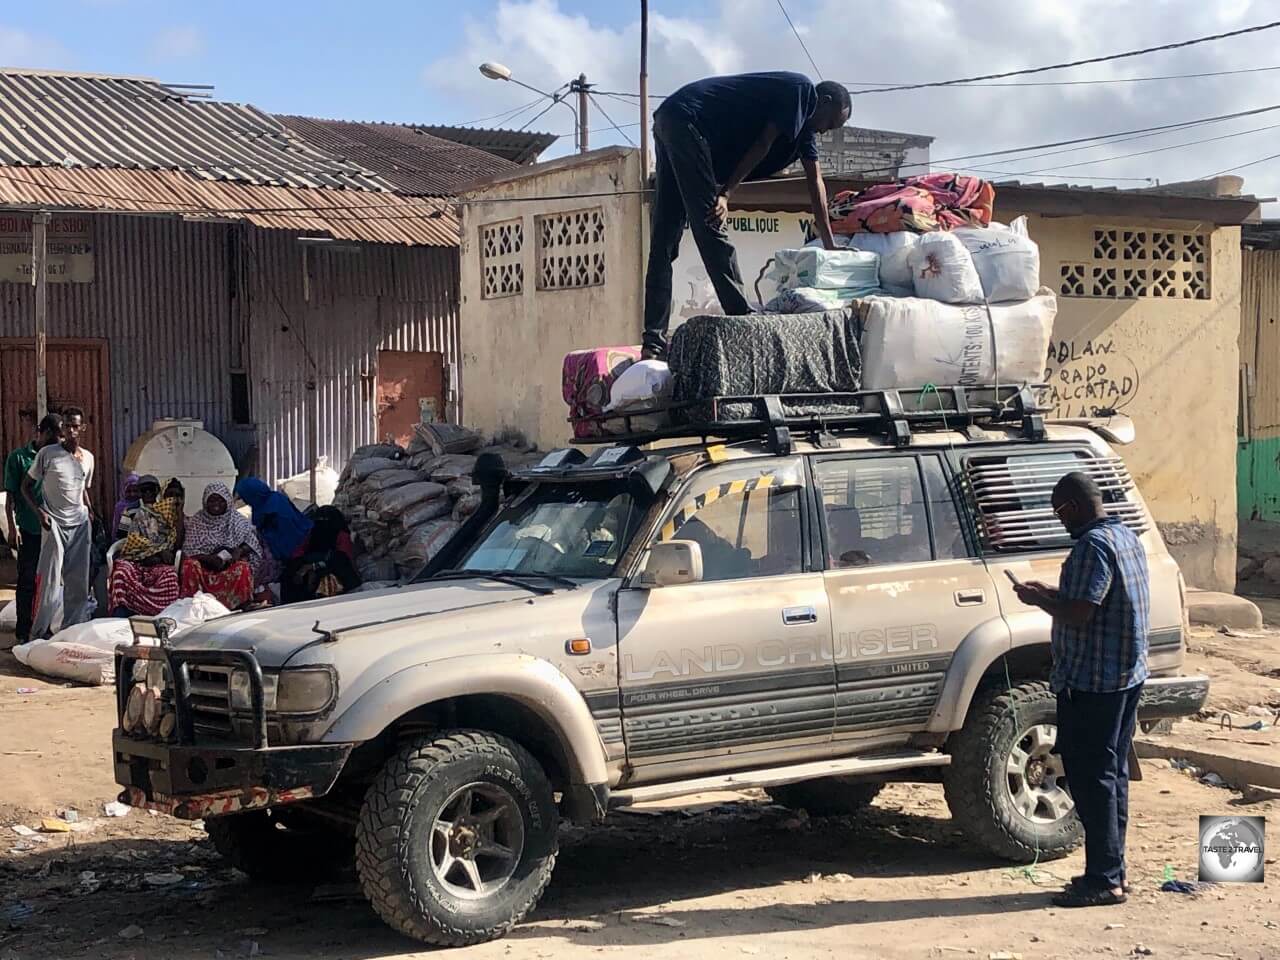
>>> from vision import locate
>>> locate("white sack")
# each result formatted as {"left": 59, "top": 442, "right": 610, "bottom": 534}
{"left": 954, "top": 219, "right": 1041, "bottom": 303}
{"left": 605, "top": 360, "right": 673, "bottom": 412}
{"left": 817, "top": 232, "right": 920, "bottom": 289}
{"left": 767, "top": 247, "right": 879, "bottom": 295}
{"left": 907, "top": 232, "right": 984, "bottom": 304}
{"left": 12, "top": 619, "right": 137, "bottom": 685}
{"left": 158, "top": 593, "right": 233, "bottom": 636}
{"left": 859, "top": 290, "right": 1057, "bottom": 390}
{"left": 277, "top": 458, "right": 340, "bottom": 510}
{"left": 762, "top": 286, "right": 857, "bottom": 314}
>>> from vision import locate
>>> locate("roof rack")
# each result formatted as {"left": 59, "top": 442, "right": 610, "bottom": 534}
{"left": 574, "top": 384, "right": 1048, "bottom": 456}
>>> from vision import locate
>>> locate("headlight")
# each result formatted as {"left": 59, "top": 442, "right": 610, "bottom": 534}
{"left": 228, "top": 667, "right": 334, "bottom": 715}
{"left": 228, "top": 669, "right": 278, "bottom": 712}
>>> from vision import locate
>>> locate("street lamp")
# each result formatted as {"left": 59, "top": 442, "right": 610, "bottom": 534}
{"left": 478, "top": 61, "right": 586, "bottom": 153}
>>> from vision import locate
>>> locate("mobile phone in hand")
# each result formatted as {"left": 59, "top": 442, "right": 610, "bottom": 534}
{"left": 1004, "top": 569, "right": 1023, "bottom": 587}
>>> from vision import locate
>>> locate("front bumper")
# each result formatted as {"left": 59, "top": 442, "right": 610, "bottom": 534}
{"left": 113, "top": 731, "right": 353, "bottom": 819}
{"left": 1137, "top": 674, "right": 1210, "bottom": 720}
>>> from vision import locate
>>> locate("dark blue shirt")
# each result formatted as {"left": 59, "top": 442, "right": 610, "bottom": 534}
{"left": 1050, "top": 516, "right": 1150, "bottom": 694}
{"left": 658, "top": 71, "right": 820, "bottom": 183}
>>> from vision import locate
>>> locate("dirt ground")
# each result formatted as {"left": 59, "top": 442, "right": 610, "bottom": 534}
{"left": 1, "top": 593, "right": 1278, "bottom": 959}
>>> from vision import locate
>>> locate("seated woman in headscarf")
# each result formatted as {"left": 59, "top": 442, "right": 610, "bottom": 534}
{"left": 108, "top": 475, "right": 183, "bottom": 617}
{"left": 234, "top": 478, "right": 360, "bottom": 602}
{"left": 281, "top": 505, "right": 362, "bottom": 603}
{"left": 111, "top": 473, "right": 141, "bottom": 541}
{"left": 179, "top": 482, "right": 262, "bottom": 611}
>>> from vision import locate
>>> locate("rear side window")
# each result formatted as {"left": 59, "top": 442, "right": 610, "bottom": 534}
{"left": 816, "top": 457, "right": 931, "bottom": 568}
{"left": 964, "top": 448, "right": 1148, "bottom": 552}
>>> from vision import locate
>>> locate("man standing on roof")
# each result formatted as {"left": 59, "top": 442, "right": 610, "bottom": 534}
{"left": 641, "top": 72, "right": 852, "bottom": 359}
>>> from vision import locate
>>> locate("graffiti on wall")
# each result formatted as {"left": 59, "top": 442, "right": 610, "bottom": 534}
{"left": 1043, "top": 337, "right": 1141, "bottom": 418}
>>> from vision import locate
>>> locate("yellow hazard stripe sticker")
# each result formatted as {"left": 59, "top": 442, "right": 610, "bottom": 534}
{"left": 658, "top": 473, "right": 777, "bottom": 542}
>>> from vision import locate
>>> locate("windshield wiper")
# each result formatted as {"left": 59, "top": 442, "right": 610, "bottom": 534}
{"left": 424, "top": 569, "right": 559, "bottom": 596}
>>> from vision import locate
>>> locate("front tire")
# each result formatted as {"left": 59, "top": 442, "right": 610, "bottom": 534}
{"left": 356, "top": 730, "right": 558, "bottom": 947}
{"left": 943, "top": 681, "right": 1082, "bottom": 862}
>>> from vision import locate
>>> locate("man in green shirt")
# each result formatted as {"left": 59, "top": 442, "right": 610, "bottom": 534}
{"left": 4, "top": 416, "right": 59, "bottom": 642}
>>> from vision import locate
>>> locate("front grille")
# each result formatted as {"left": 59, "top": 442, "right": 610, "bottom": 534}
{"left": 187, "top": 664, "right": 235, "bottom": 738}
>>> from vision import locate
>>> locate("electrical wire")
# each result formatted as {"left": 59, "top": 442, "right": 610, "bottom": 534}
{"left": 586, "top": 92, "right": 637, "bottom": 146}
{"left": 517, "top": 98, "right": 564, "bottom": 134}
{"left": 453, "top": 95, "right": 546, "bottom": 127}
{"left": 849, "top": 19, "right": 1280, "bottom": 94}
{"left": 775, "top": 0, "right": 823, "bottom": 80}
{"left": 1199, "top": 149, "right": 1280, "bottom": 178}
{"left": 842, "top": 64, "right": 1280, "bottom": 90}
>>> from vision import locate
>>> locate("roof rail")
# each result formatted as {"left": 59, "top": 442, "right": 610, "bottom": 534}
{"left": 574, "top": 384, "right": 1049, "bottom": 457}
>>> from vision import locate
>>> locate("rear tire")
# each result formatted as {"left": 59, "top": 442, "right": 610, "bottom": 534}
{"left": 768, "top": 778, "right": 883, "bottom": 816}
{"left": 943, "top": 681, "right": 1082, "bottom": 862}
{"left": 355, "top": 730, "right": 558, "bottom": 947}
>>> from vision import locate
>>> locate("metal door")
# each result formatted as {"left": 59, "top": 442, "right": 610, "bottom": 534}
{"left": 615, "top": 457, "right": 836, "bottom": 780}
{"left": 376, "top": 350, "right": 445, "bottom": 447}
{"left": 0, "top": 338, "right": 113, "bottom": 515}
{"left": 814, "top": 452, "right": 1005, "bottom": 746}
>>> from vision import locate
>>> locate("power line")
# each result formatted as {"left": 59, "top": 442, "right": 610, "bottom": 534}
{"left": 586, "top": 92, "right": 637, "bottom": 146}
{"left": 851, "top": 19, "right": 1280, "bottom": 94}
{"left": 517, "top": 98, "right": 563, "bottom": 134}
{"left": 1199, "top": 149, "right": 1280, "bottom": 178}
{"left": 947, "top": 165, "right": 1155, "bottom": 183}
{"left": 775, "top": 0, "right": 823, "bottom": 80}
{"left": 842, "top": 64, "right": 1280, "bottom": 90}
{"left": 453, "top": 95, "right": 545, "bottom": 126}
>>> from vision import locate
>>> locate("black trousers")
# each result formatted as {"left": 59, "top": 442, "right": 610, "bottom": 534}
{"left": 1057, "top": 684, "right": 1143, "bottom": 891}
{"left": 15, "top": 529, "right": 41, "bottom": 642}
{"left": 641, "top": 113, "right": 752, "bottom": 355}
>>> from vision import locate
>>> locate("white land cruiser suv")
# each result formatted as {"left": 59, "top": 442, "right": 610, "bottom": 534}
{"left": 111, "top": 386, "right": 1207, "bottom": 947}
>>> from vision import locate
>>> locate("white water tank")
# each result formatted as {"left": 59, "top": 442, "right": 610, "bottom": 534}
{"left": 122, "top": 419, "right": 237, "bottom": 516}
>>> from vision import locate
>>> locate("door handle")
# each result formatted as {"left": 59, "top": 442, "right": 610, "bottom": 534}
{"left": 782, "top": 605, "right": 818, "bottom": 625}
{"left": 954, "top": 589, "right": 986, "bottom": 607}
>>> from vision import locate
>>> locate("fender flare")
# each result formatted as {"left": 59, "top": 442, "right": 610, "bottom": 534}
{"left": 321, "top": 654, "right": 610, "bottom": 786}
{"left": 927, "top": 611, "right": 1050, "bottom": 733}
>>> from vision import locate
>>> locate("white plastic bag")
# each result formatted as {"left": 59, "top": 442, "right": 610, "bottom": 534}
{"left": 819, "top": 232, "right": 920, "bottom": 289}
{"left": 767, "top": 248, "right": 879, "bottom": 295}
{"left": 859, "top": 290, "right": 1057, "bottom": 390}
{"left": 907, "top": 232, "right": 984, "bottom": 304}
{"left": 277, "top": 457, "right": 340, "bottom": 510}
{"left": 158, "top": 593, "right": 232, "bottom": 636}
{"left": 762, "top": 286, "right": 856, "bottom": 313}
{"left": 605, "top": 360, "right": 674, "bottom": 412}
{"left": 954, "top": 217, "right": 1041, "bottom": 302}
{"left": 12, "top": 619, "right": 137, "bottom": 685}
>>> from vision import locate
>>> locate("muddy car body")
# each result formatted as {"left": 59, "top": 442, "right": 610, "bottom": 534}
{"left": 112, "top": 388, "right": 1208, "bottom": 945}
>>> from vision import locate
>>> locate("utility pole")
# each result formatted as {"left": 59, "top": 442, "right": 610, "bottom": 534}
{"left": 639, "top": 0, "right": 650, "bottom": 175}
{"left": 573, "top": 73, "right": 590, "bottom": 154}
{"left": 32, "top": 210, "right": 49, "bottom": 421}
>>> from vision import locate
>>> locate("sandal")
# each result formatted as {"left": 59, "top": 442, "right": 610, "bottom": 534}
{"left": 1065, "top": 874, "right": 1132, "bottom": 895}
{"left": 1052, "top": 886, "right": 1127, "bottom": 908}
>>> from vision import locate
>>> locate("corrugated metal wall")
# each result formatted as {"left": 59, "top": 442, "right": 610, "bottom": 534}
{"left": 0, "top": 211, "right": 461, "bottom": 495}
{"left": 243, "top": 227, "right": 460, "bottom": 486}
{"left": 0, "top": 214, "right": 234, "bottom": 486}
{"left": 1239, "top": 249, "right": 1280, "bottom": 520}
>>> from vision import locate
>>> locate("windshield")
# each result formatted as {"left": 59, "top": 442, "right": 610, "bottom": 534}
{"left": 457, "top": 482, "right": 638, "bottom": 579}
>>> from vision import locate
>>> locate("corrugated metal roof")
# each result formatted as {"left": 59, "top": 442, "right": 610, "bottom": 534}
{"left": 0, "top": 166, "right": 459, "bottom": 246}
{"left": 277, "top": 115, "right": 518, "bottom": 196}
{"left": 0, "top": 70, "right": 394, "bottom": 191}
{"left": 416, "top": 125, "right": 557, "bottom": 165}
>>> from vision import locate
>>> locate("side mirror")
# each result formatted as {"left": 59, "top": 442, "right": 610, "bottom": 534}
{"left": 639, "top": 540, "right": 703, "bottom": 588}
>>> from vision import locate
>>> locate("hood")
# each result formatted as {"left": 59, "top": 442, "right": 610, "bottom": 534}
{"left": 171, "top": 579, "right": 536, "bottom": 667}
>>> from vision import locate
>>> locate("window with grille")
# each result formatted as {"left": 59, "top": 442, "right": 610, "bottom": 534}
{"left": 480, "top": 219, "right": 524, "bottom": 299}
{"left": 964, "top": 450, "right": 1150, "bottom": 552}
{"left": 535, "top": 208, "right": 606, "bottom": 291}
{"left": 1059, "top": 228, "right": 1209, "bottom": 301}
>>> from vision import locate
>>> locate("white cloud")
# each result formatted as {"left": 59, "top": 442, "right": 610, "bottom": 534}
{"left": 0, "top": 25, "right": 73, "bottom": 68}
{"left": 424, "top": 0, "right": 1280, "bottom": 204}
{"left": 150, "top": 25, "right": 204, "bottom": 61}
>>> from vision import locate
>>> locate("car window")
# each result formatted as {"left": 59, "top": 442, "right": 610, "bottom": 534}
{"left": 816, "top": 457, "right": 931, "bottom": 568}
{"left": 965, "top": 450, "right": 1090, "bottom": 552}
{"left": 660, "top": 458, "right": 804, "bottom": 583}
{"left": 920, "top": 456, "right": 969, "bottom": 560}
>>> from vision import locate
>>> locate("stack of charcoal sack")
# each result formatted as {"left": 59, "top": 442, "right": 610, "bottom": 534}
{"left": 332, "top": 423, "right": 541, "bottom": 583}
{"left": 560, "top": 175, "right": 1055, "bottom": 433}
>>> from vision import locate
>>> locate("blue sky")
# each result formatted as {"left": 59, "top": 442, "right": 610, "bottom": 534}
{"left": 6, "top": 0, "right": 1280, "bottom": 199}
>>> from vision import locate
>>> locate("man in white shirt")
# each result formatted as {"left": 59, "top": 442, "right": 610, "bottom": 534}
{"left": 22, "top": 408, "right": 96, "bottom": 638}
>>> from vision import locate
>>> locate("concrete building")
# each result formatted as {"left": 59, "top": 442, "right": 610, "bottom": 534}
{"left": 781, "top": 125, "right": 933, "bottom": 179}
{"left": 0, "top": 69, "right": 525, "bottom": 513}
{"left": 456, "top": 148, "right": 1260, "bottom": 591}
{"left": 1239, "top": 222, "right": 1280, "bottom": 524}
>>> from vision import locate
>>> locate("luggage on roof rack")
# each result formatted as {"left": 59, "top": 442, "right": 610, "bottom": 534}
{"left": 571, "top": 383, "right": 1049, "bottom": 456}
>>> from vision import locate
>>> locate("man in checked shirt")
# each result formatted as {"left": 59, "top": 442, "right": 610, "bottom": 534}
{"left": 1014, "top": 472, "right": 1150, "bottom": 908}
